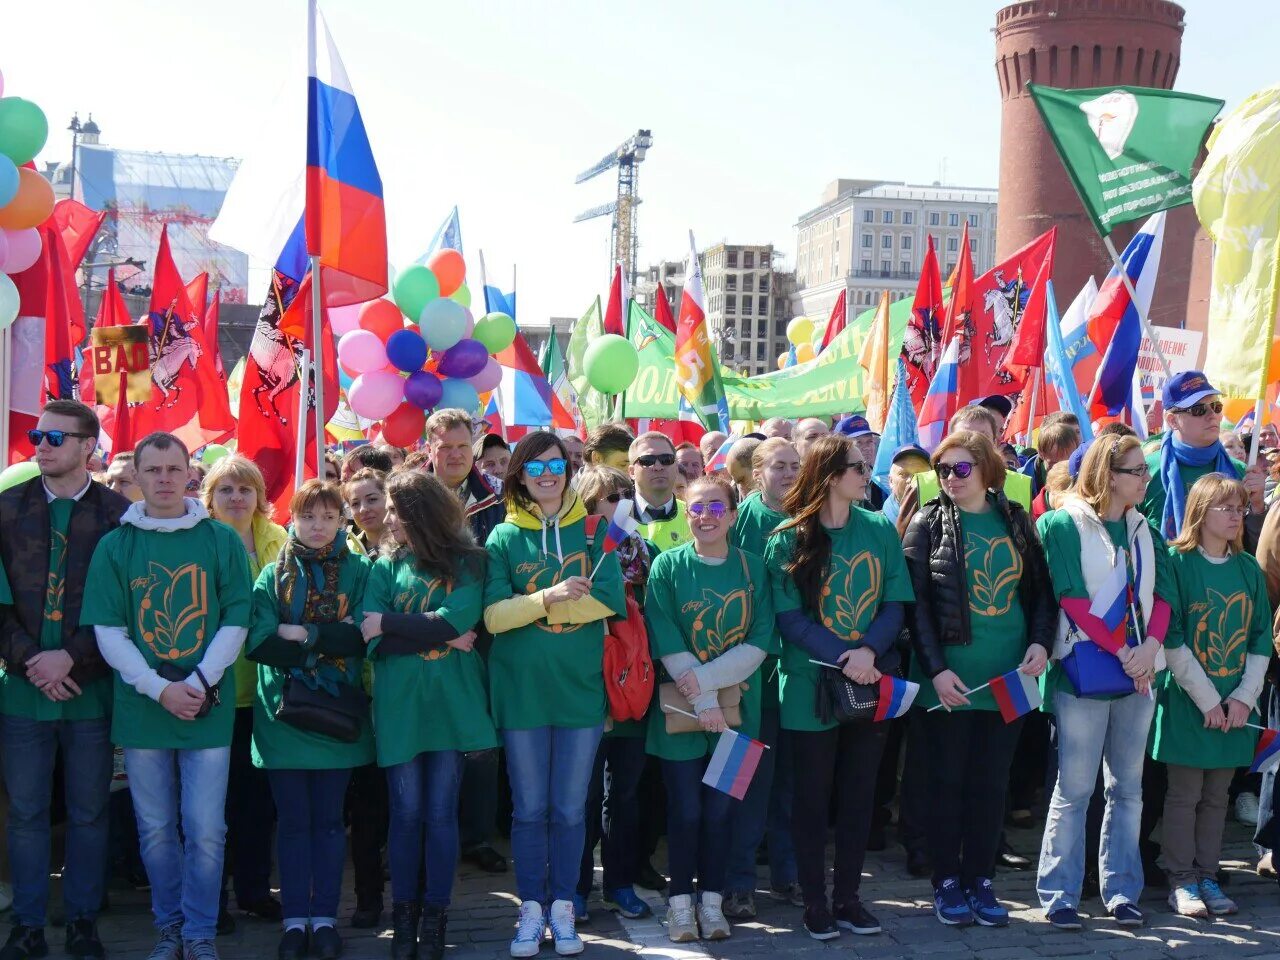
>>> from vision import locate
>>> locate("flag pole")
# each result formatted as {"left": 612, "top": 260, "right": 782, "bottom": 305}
{"left": 659, "top": 703, "right": 769, "bottom": 747}
{"left": 926, "top": 680, "right": 993, "bottom": 712}
{"left": 310, "top": 254, "right": 326, "bottom": 472}
{"left": 1024, "top": 366, "right": 1043, "bottom": 447}
{"left": 295, "top": 346, "right": 310, "bottom": 487}
{"left": 1101, "top": 234, "right": 1173, "bottom": 380}
{"left": 478, "top": 248, "right": 490, "bottom": 315}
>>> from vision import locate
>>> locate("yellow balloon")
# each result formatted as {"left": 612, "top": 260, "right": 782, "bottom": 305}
{"left": 786, "top": 316, "right": 814, "bottom": 346}
{"left": 777, "top": 352, "right": 789, "bottom": 370}
{"left": 795, "top": 342, "right": 815, "bottom": 363}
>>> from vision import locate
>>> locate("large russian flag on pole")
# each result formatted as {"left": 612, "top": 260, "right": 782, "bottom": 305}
{"left": 918, "top": 336, "right": 961, "bottom": 452}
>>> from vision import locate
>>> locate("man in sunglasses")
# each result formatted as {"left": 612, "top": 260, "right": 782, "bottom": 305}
{"left": 629, "top": 432, "right": 692, "bottom": 553}
{"left": 0, "top": 400, "right": 129, "bottom": 960}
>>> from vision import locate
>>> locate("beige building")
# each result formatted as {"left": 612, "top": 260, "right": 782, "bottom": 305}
{"left": 793, "top": 179, "right": 999, "bottom": 325}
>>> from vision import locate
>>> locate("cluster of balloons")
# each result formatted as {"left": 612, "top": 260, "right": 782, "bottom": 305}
{"left": 0, "top": 70, "right": 52, "bottom": 330}
{"left": 331, "top": 249, "right": 517, "bottom": 447}
{"left": 777, "top": 315, "right": 823, "bottom": 369}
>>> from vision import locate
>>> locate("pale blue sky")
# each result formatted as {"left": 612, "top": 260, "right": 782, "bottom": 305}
{"left": 3, "top": 0, "right": 1270, "bottom": 323}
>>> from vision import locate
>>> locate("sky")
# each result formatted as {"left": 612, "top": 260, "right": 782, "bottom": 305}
{"left": 4, "top": 0, "right": 1274, "bottom": 325}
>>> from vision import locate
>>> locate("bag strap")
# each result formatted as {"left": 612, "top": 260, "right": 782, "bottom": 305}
{"left": 583, "top": 513, "right": 603, "bottom": 544}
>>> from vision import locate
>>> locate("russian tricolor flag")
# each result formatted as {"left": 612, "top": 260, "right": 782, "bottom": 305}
{"left": 706, "top": 435, "right": 736, "bottom": 474}
{"left": 1089, "top": 558, "right": 1130, "bottom": 647}
{"left": 918, "top": 336, "right": 961, "bottom": 452}
{"left": 989, "top": 668, "right": 1042, "bottom": 724}
{"left": 492, "top": 332, "right": 576, "bottom": 429}
{"left": 702, "top": 729, "right": 766, "bottom": 800}
{"left": 1250, "top": 728, "right": 1280, "bottom": 776}
{"left": 601, "top": 500, "right": 640, "bottom": 554}
{"left": 873, "top": 675, "right": 919, "bottom": 721}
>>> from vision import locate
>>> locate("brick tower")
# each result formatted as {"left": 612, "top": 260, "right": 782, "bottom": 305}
{"left": 994, "top": 0, "right": 1207, "bottom": 331}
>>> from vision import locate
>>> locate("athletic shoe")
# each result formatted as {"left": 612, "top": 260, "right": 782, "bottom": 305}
{"left": 1168, "top": 884, "right": 1209, "bottom": 919}
{"left": 1198, "top": 878, "right": 1238, "bottom": 916}
{"left": 0, "top": 926, "right": 48, "bottom": 960}
{"left": 665, "top": 895, "right": 697, "bottom": 943}
{"left": 64, "top": 920, "right": 106, "bottom": 960}
{"left": 1110, "top": 902, "right": 1145, "bottom": 927}
{"left": 182, "top": 940, "right": 219, "bottom": 960}
{"left": 146, "top": 924, "right": 183, "bottom": 960}
{"left": 1047, "top": 907, "right": 1083, "bottom": 930}
{"left": 722, "top": 892, "right": 756, "bottom": 920}
{"left": 769, "top": 882, "right": 804, "bottom": 907}
{"left": 1235, "top": 792, "right": 1260, "bottom": 827}
{"left": 547, "top": 900, "right": 583, "bottom": 956}
{"left": 833, "top": 900, "right": 881, "bottom": 935}
{"left": 801, "top": 905, "right": 839, "bottom": 941}
{"left": 603, "top": 887, "right": 651, "bottom": 919}
{"left": 932, "top": 878, "right": 974, "bottom": 927}
{"left": 310, "top": 925, "right": 342, "bottom": 960}
{"left": 509, "top": 901, "right": 544, "bottom": 958}
{"left": 964, "top": 878, "right": 1009, "bottom": 928}
{"left": 696, "top": 893, "right": 731, "bottom": 940}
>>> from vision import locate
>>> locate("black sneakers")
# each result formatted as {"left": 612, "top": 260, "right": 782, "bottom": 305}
{"left": 834, "top": 900, "right": 881, "bottom": 935}
{"left": 802, "top": 905, "right": 839, "bottom": 941}
{"left": 64, "top": 921, "right": 105, "bottom": 960}
{"left": 0, "top": 926, "right": 47, "bottom": 960}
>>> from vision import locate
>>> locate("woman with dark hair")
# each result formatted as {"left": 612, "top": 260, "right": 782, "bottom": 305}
{"left": 344, "top": 468, "right": 391, "bottom": 557}
{"left": 483, "top": 433, "right": 626, "bottom": 957}
{"left": 903, "top": 431, "right": 1054, "bottom": 928}
{"left": 763, "top": 434, "right": 913, "bottom": 940}
{"left": 361, "top": 471, "right": 496, "bottom": 960}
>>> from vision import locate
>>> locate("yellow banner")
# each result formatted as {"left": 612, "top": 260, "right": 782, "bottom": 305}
{"left": 88, "top": 326, "right": 151, "bottom": 405}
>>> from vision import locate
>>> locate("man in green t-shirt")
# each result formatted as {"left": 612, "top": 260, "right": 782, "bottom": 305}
{"left": 83, "top": 432, "right": 252, "bottom": 960}
{"left": 0, "top": 400, "right": 130, "bottom": 960}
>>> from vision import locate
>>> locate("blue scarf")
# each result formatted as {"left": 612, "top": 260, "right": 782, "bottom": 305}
{"left": 1159, "top": 432, "right": 1236, "bottom": 539}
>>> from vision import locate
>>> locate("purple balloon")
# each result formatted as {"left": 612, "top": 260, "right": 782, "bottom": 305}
{"left": 403, "top": 370, "right": 443, "bottom": 410}
{"left": 438, "top": 338, "right": 489, "bottom": 379}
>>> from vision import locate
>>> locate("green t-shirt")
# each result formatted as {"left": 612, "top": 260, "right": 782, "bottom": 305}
{"left": 764, "top": 508, "right": 914, "bottom": 732}
{"left": 1139, "top": 450, "right": 1246, "bottom": 534}
{"left": 0, "top": 553, "right": 11, "bottom": 605}
{"left": 1150, "top": 548, "right": 1273, "bottom": 769}
{"left": 911, "top": 507, "right": 1027, "bottom": 712}
{"left": 483, "top": 517, "right": 626, "bottom": 730}
{"left": 732, "top": 491, "right": 787, "bottom": 709}
{"left": 0, "top": 499, "right": 112, "bottom": 721}
{"left": 643, "top": 543, "right": 776, "bottom": 761}
{"left": 365, "top": 552, "right": 498, "bottom": 765}
{"left": 247, "top": 553, "right": 376, "bottom": 770}
{"left": 81, "top": 519, "right": 253, "bottom": 750}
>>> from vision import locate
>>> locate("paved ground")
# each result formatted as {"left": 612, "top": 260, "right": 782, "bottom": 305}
{"left": 36, "top": 820, "right": 1280, "bottom": 959}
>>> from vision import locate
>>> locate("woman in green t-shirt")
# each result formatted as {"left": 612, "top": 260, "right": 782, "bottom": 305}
{"left": 361, "top": 470, "right": 494, "bottom": 960}
{"left": 902, "top": 431, "right": 1053, "bottom": 929}
{"left": 343, "top": 467, "right": 390, "bottom": 557}
{"left": 246, "top": 480, "right": 373, "bottom": 960}
{"left": 1157, "top": 474, "right": 1272, "bottom": 919}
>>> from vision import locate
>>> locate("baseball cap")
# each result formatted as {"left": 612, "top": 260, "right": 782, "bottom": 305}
{"left": 972, "top": 395, "right": 1014, "bottom": 419}
{"left": 1068, "top": 439, "right": 1093, "bottom": 480}
{"left": 835, "top": 415, "right": 876, "bottom": 438}
{"left": 1162, "top": 370, "right": 1220, "bottom": 411}
{"left": 891, "top": 444, "right": 930, "bottom": 467}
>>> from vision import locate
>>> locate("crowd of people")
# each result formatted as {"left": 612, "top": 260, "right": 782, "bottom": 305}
{"left": 0, "top": 368, "right": 1277, "bottom": 960}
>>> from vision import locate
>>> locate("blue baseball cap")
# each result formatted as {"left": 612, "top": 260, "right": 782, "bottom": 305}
{"left": 1068, "top": 438, "right": 1093, "bottom": 480}
{"left": 1162, "top": 370, "right": 1220, "bottom": 411}
{"left": 835, "top": 415, "right": 876, "bottom": 438}
{"left": 891, "top": 444, "right": 930, "bottom": 466}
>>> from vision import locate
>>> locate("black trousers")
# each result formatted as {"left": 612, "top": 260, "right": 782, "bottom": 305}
{"left": 223, "top": 707, "right": 275, "bottom": 907}
{"left": 898, "top": 710, "right": 930, "bottom": 855}
{"left": 790, "top": 721, "right": 887, "bottom": 908}
{"left": 346, "top": 762, "right": 388, "bottom": 908}
{"left": 459, "top": 749, "right": 499, "bottom": 851}
{"left": 921, "top": 710, "right": 1023, "bottom": 887}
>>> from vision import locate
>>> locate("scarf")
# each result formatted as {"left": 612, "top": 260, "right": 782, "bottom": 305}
{"left": 276, "top": 530, "right": 350, "bottom": 693}
{"left": 1159, "top": 432, "right": 1236, "bottom": 539}
{"left": 616, "top": 532, "right": 651, "bottom": 588}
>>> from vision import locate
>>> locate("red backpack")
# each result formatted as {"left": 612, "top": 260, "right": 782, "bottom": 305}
{"left": 584, "top": 515, "right": 654, "bottom": 722}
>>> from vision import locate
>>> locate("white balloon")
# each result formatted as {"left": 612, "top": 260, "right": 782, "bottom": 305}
{"left": 0, "top": 272, "right": 19, "bottom": 330}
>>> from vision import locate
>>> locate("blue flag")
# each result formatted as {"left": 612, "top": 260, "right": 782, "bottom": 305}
{"left": 872, "top": 356, "right": 921, "bottom": 491}
{"left": 413, "top": 205, "right": 463, "bottom": 264}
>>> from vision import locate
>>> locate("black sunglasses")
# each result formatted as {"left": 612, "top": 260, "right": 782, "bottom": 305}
{"left": 603, "top": 490, "right": 634, "bottom": 504}
{"left": 634, "top": 453, "right": 677, "bottom": 468}
{"left": 844, "top": 461, "right": 870, "bottom": 476}
{"left": 1173, "top": 399, "right": 1224, "bottom": 418}
{"left": 28, "top": 429, "right": 95, "bottom": 448}
{"left": 936, "top": 461, "right": 974, "bottom": 480}
{"left": 1111, "top": 466, "right": 1149, "bottom": 478}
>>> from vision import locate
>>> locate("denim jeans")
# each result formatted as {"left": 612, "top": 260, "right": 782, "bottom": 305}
{"left": 1, "top": 715, "right": 113, "bottom": 927}
{"left": 578, "top": 736, "right": 646, "bottom": 896}
{"left": 725, "top": 706, "right": 795, "bottom": 894}
{"left": 267, "top": 768, "right": 352, "bottom": 924}
{"left": 663, "top": 757, "right": 733, "bottom": 898}
{"left": 503, "top": 725, "right": 603, "bottom": 904}
{"left": 1036, "top": 687, "right": 1154, "bottom": 914}
{"left": 126, "top": 747, "right": 231, "bottom": 941}
{"left": 224, "top": 707, "right": 275, "bottom": 909}
{"left": 1255, "top": 682, "right": 1279, "bottom": 858}
{"left": 386, "top": 750, "right": 464, "bottom": 908}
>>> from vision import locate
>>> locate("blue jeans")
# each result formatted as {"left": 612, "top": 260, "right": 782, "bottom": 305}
{"left": 1036, "top": 688, "right": 1154, "bottom": 914}
{"left": 503, "top": 725, "right": 603, "bottom": 904}
{"left": 663, "top": 757, "right": 733, "bottom": 898}
{"left": 725, "top": 707, "right": 795, "bottom": 894}
{"left": 386, "top": 750, "right": 463, "bottom": 908}
{"left": 578, "top": 735, "right": 647, "bottom": 895}
{"left": 126, "top": 747, "right": 231, "bottom": 941}
{"left": 1, "top": 715, "right": 113, "bottom": 927}
{"left": 267, "top": 768, "right": 352, "bottom": 924}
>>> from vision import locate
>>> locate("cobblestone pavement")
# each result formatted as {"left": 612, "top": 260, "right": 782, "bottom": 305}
{"left": 45, "top": 821, "right": 1280, "bottom": 959}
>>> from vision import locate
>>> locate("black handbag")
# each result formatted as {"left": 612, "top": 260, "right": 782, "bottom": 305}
{"left": 274, "top": 675, "right": 370, "bottom": 743}
{"left": 156, "top": 664, "right": 220, "bottom": 719}
{"left": 815, "top": 667, "right": 880, "bottom": 725}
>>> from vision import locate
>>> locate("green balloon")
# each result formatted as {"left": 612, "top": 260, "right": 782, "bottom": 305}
{"left": 0, "top": 460, "right": 40, "bottom": 493}
{"left": 201, "top": 443, "right": 230, "bottom": 465}
{"left": 0, "top": 99, "right": 49, "bottom": 166}
{"left": 393, "top": 265, "right": 440, "bottom": 323}
{"left": 584, "top": 334, "right": 639, "bottom": 395}
{"left": 449, "top": 284, "right": 471, "bottom": 308}
{"left": 472, "top": 312, "right": 516, "bottom": 353}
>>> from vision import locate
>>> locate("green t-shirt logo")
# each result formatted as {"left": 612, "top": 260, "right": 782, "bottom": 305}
{"left": 1190, "top": 590, "right": 1252, "bottom": 679}
{"left": 688, "top": 587, "right": 751, "bottom": 662}
{"left": 136, "top": 562, "right": 209, "bottom": 661}
{"left": 965, "top": 533, "right": 1022, "bottom": 617}
{"left": 396, "top": 571, "right": 452, "bottom": 662}
{"left": 820, "top": 551, "right": 882, "bottom": 642}
{"left": 523, "top": 551, "right": 589, "bottom": 635}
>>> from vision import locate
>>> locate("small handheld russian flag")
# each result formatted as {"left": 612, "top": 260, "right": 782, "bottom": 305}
{"left": 989, "top": 668, "right": 1043, "bottom": 724}
{"left": 1250, "top": 728, "right": 1280, "bottom": 776}
{"left": 1089, "top": 559, "right": 1130, "bottom": 644}
{"left": 874, "top": 675, "right": 919, "bottom": 721}
{"left": 702, "top": 729, "right": 767, "bottom": 800}
{"left": 589, "top": 500, "right": 639, "bottom": 579}
{"left": 705, "top": 435, "right": 737, "bottom": 474}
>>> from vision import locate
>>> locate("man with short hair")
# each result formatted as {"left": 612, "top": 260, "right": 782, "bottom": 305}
{"left": 793, "top": 418, "right": 830, "bottom": 459}
{"left": 629, "top": 432, "right": 691, "bottom": 552}
{"left": 584, "top": 423, "right": 634, "bottom": 470}
{"left": 674, "top": 442, "right": 704, "bottom": 482}
{"left": 0, "top": 400, "right": 130, "bottom": 960}
{"left": 340, "top": 445, "right": 393, "bottom": 481}
{"left": 562, "top": 434, "right": 585, "bottom": 472}
{"left": 83, "top": 431, "right": 253, "bottom": 960}
{"left": 698, "top": 430, "right": 729, "bottom": 469}
{"left": 104, "top": 453, "right": 143, "bottom": 502}
{"left": 884, "top": 445, "right": 930, "bottom": 525}
{"left": 474, "top": 433, "right": 511, "bottom": 481}
{"left": 760, "top": 417, "right": 793, "bottom": 440}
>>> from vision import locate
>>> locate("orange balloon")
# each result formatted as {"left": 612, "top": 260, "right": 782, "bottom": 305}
{"left": 0, "top": 168, "right": 54, "bottom": 230}
{"left": 427, "top": 249, "right": 466, "bottom": 297}
{"left": 1222, "top": 398, "right": 1255, "bottom": 422}
{"left": 358, "top": 299, "right": 404, "bottom": 341}
{"left": 795, "top": 342, "right": 815, "bottom": 364}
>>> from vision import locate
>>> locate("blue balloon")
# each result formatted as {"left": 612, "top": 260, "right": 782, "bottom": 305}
{"left": 0, "top": 156, "right": 16, "bottom": 209}
{"left": 419, "top": 298, "right": 468, "bottom": 351}
{"left": 338, "top": 366, "right": 355, "bottom": 392}
{"left": 437, "top": 377, "right": 479, "bottom": 413}
{"left": 385, "top": 328, "right": 428, "bottom": 372}
{"left": 404, "top": 370, "right": 443, "bottom": 410}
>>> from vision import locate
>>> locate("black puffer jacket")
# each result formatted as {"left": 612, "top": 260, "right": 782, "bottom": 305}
{"left": 902, "top": 490, "right": 1054, "bottom": 679}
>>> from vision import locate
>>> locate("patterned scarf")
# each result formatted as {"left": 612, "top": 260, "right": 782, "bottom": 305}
{"left": 276, "top": 530, "right": 349, "bottom": 627}
{"left": 616, "top": 532, "right": 651, "bottom": 588}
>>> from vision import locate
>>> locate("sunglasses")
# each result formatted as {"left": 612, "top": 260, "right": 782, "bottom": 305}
{"left": 1112, "top": 466, "right": 1150, "bottom": 478}
{"left": 843, "top": 461, "right": 870, "bottom": 476}
{"left": 687, "top": 501, "right": 730, "bottom": 519}
{"left": 936, "top": 461, "right": 974, "bottom": 480}
{"left": 634, "top": 453, "right": 677, "bottom": 468}
{"left": 524, "top": 458, "right": 567, "bottom": 478}
{"left": 28, "top": 429, "right": 95, "bottom": 448}
{"left": 1173, "top": 399, "right": 1224, "bottom": 418}
{"left": 603, "top": 490, "right": 634, "bottom": 504}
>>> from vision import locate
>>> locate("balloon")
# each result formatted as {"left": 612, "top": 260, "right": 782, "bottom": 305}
{"left": 403, "top": 370, "right": 443, "bottom": 410}
{"left": 0, "top": 98, "right": 49, "bottom": 166}
{"left": 336, "top": 329, "right": 387, "bottom": 374}
{"left": 777, "top": 352, "right": 789, "bottom": 370}
{"left": 347, "top": 370, "right": 405, "bottom": 420}
{"left": 393, "top": 265, "right": 440, "bottom": 321}
{"left": 0, "top": 273, "right": 17, "bottom": 330}
{"left": 584, "top": 334, "right": 639, "bottom": 394}
{"left": 382, "top": 402, "right": 426, "bottom": 447}
{"left": 201, "top": 443, "right": 230, "bottom": 465}
{"left": 438, "top": 338, "right": 489, "bottom": 379}
{"left": 427, "top": 249, "right": 466, "bottom": 297}
{"left": 468, "top": 357, "right": 502, "bottom": 393}
{"left": 328, "top": 302, "right": 363, "bottom": 337}
{"left": 0, "top": 228, "right": 39, "bottom": 273}
{"left": 338, "top": 366, "right": 355, "bottom": 392}
{"left": 462, "top": 307, "right": 475, "bottom": 337}
{"left": 786, "top": 316, "right": 813, "bottom": 347}
{"left": 795, "top": 342, "right": 815, "bottom": 364}
{"left": 385, "top": 328, "right": 428, "bottom": 372}
{"left": 472, "top": 312, "right": 516, "bottom": 353}
{"left": 0, "top": 460, "right": 39, "bottom": 492}
{"left": 419, "top": 297, "right": 468, "bottom": 351}
{"left": 359, "top": 298, "right": 404, "bottom": 341}
{"left": 0, "top": 156, "right": 17, "bottom": 209}
{"left": 0, "top": 168, "right": 54, "bottom": 230}
{"left": 0, "top": 230, "right": 7, "bottom": 272}
{"left": 450, "top": 284, "right": 471, "bottom": 308}
{"left": 438, "top": 377, "right": 479, "bottom": 413}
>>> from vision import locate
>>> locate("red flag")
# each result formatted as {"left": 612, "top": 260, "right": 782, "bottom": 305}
{"left": 50, "top": 199, "right": 105, "bottom": 271}
{"left": 1004, "top": 366, "right": 1061, "bottom": 444}
{"left": 204, "top": 290, "right": 225, "bottom": 378}
{"left": 903, "top": 236, "right": 945, "bottom": 410}
{"left": 819, "top": 289, "right": 847, "bottom": 352}
{"left": 940, "top": 223, "right": 973, "bottom": 349}
{"left": 185, "top": 272, "right": 209, "bottom": 319}
{"left": 603, "top": 263, "right": 628, "bottom": 336}
{"left": 77, "top": 267, "right": 135, "bottom": 418}
{"left": 1002, "top": 231, "right": 1058, "bottom": 382}
{"left": 652, "top": 284, "right": 676, "bottom": 334}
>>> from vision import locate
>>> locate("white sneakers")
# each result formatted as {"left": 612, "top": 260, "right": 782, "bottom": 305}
{"left": 511, "top": 900, "right": 584, "bottom": 958}
{"left": 548, "top": 899, "right": 584, "bottom": 956}
{"left": 666, "top": 892, "right": 732, "bottom": 942}
{"left": 510, "top": 901, "right": 544, "bottom": 958}
{"left": 696, "top": 892, "right": 731, "bottom": 940}
{"left": 1235, "top": 791, "right": 1260, "bottom": 826}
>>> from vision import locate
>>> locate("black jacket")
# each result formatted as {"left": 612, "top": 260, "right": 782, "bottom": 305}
{"left": 902, "top": 491, "right": 1054, "bottom": 679}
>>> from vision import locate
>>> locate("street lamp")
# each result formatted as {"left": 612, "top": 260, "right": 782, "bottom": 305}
{"left": 67, "top": 113, "right": 82, "bottom": 203}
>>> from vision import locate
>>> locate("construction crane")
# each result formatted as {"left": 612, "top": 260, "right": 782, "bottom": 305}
{"left": 572, "top": 129, "right": 652, "bottom": 289}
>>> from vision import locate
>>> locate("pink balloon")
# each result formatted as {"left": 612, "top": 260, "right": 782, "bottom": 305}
{"left": 336, "top": 329, "right": 387, "bottom": 374}
{"left": 0, "top": 228, "right": 40, "bottom": 274}
{"left": 347, "top": 370, "right": 404, "bottom": 420}
{"left": 0, "top": 232, "right": 8, "bottom": 272}
{"left": 468, "top": 357, "right": 501, "bottom": 394}
{"left": 328, "top": 302, "right": 364, "bottom": 337}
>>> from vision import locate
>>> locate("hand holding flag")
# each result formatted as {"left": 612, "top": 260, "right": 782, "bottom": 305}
{"left": 589, "top": 499, "right": 639, "bottom": 579}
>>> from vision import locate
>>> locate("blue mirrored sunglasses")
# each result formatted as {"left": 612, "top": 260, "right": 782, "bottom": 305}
{"left": 524, "top": 458, "right": 567, "bottom": 478}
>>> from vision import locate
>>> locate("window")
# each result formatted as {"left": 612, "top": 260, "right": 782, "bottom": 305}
{"left": 861, "top": 259, "right": 872, "bottom": 272}
{"left": 946, "top": 237, "right": 958, "bottom": 252}
{"left": 968, "top": 213, "right": 979, "bottom": 227}
{"left": 726, "top": 295, "right": 736, "bottom": 314}
{"left": 862, "top": 233, "right": 873, "bottom": 248}
{"left": 881, "top": 234, "right": 892, "bottom": 249}
{"left": 775, "top": 318, "right": 786, "bottom": 336}
{"left": 835, "top": 216, "right": 841, "bottom": 228}
{"left": 903, "top": 211, "right": 914, "bottom": 225}
{"left": 901, "top": 234, "right": 912, "bottom": 250}
{"left": 741, "top": 295, "right": 753, "bottom": 315}
{"left": 969, "top": 238, "right": 977, "bottom": 253}
{"left": 882, "top": 210, "right": 894, "bottom": 224}
{"left": 726, "top": 275, "right": 737, "bottom": 292}
{"left": 879, "top": 260, "right": 890, "bottom": 277}
{"left": 945, "top": 262, "right": 955, "bottom": 275}
{"left": 758, "top": 276, "right": 768, "bottom": 293}
{"left": 863, "top": 209, "right": 874, "bottom": 223}
{"left": 755, "top": 342, "right": 767, "bottom": 360}
{"left": 900, "top": 260, "right": 911, "bottom": 274}
{"left": 834, "top": 239, "right": 840, "bottom": 253}
{"left": 744, "top": 252, "right": 755, "bottom": 269}
{"left": 929, "top": 212, "right": 940, "bottom": 226}
{"left": 757, "top": 320, "right": 767, "bottom": 338}
{"left": 727, "top": 251, "right": 738, "bottom": 268}
{"left": 948, "top": 213, "right": 959, "bottom": 227}
{"left": 743, "top": 273, "right": 754, "bottom": 290}
{"left": 831, "top": 261, "right": 838, "bottom": 280}
{"left": 759, "top": 252, "right": 770, "bottom": 268}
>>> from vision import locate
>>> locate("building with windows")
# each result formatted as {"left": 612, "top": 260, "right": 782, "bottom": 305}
{"left": 792, "top": 179, "right": 998, "bottom": 325}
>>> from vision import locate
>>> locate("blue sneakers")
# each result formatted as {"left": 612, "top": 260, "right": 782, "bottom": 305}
{"left": 571, "top": 893, "right": 589, "bottom": 926}
{"left": 933, "top": 878, "right": 974, "bottom": 927}
{"left": 603, "top": 887, "right": 652, "bottom": 919}
{"left": 965, "top": 878, "right": 1010, "bottom": 928}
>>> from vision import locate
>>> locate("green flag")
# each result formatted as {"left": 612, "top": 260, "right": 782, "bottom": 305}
{"left": 566, "top": 297, "right": 612, "bottom": 429}
{"left": 1028, "top": 82, "right": 1223, "bottom": 235}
